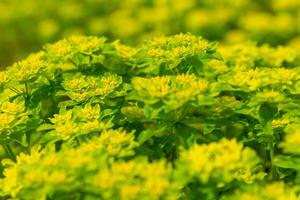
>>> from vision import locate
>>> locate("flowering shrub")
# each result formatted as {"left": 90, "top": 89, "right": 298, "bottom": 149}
{"left": 0, "top": 34, "right": 300, "bottom": 199}
{"left": 1, "top": 0, "right": 300, "bottom": 66}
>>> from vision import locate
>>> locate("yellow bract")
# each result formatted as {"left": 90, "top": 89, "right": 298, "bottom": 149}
{"left": 7, "top": 52, "right": 46, "bottom": 82}
{"left": 179, "top": 139, "right": 261, "bottom": 184}
{"left": 225, "top": 182, "right": 299, "bottom": 200}
{"left": 281, "top": 124, "right": 300, "bottom": 154}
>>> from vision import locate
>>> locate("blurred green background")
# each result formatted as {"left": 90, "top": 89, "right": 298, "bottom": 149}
{"left": 0, "top": 0, "right": 300, "bottom": 68}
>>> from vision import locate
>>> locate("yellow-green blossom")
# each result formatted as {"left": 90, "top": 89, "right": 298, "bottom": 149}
{"left": 280, "top": 124, "right": 300, "bottom": 154}
{"left": 177, "top": 139, "right": 262, "bottom": 185}
{"left": 224, "top": 182, "right": 299, "bottom": 200}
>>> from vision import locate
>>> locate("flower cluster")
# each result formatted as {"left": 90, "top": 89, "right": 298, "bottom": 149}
{"left": 135, "top": 34, "right": 218, "bottom": 74}
{"left": 0, "top": 34, "right": 299, "bottom": 199}
{"left": 131, "top": 74, "right": 209, "bottom": 109}
{"left": 176, "top": 139, "right": 263, "bottom": 186}
{"left": 0, "top": 91, "right": 29, "bottom": 138}
{"left": 43, "top": 104, "right": 113, "bottom": 141}
{"left": 44, "top": 36, "right": 106, "bottom": 63}
{"left": 61, "top": 73, "right": 123, "bottom": 103}
{"left": 280, "top": 124, "right": 300, "bottom": 155}
{"left": 6, "top": 53, "right": 47, "bottom": 83}
{"left": 0, "top": 129, "right": 140, "bottom": 199}
{"left": 223, "top": 182, "right": 299, "bottom": 200}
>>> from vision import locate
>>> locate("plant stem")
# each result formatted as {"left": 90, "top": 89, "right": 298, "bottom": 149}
{"left": 25, "top": 81, "right": 29, "bottom": 97}
{"left": 3, "top": 145, "right": 16, "bottom": 162}
{"left": 269, "top": 144, "right": 277, "bottom": 180}
{"left": 26, "top": 132, "right": 31, "bottom": 153}
{"left": 262, "top": 121, "right": 277, "bottom": 180}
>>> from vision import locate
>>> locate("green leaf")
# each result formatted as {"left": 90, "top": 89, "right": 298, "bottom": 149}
{"left": 37, "top": 124, "right": 55, "bottom": 131}
{"left": 258, "top": 103, "right": 278, "bottom": 122}
{"left": 273, "top": 155, "right": 300, "bottom": 170}
{"left": 137, "top": 130, "right": 154, "bottom": 144}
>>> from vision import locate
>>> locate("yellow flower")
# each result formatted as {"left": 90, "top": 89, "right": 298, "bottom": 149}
{"left": 113, "top": 42, "right": 138, "bottom": 59}
{"left": 191, "top": 79, "right": 208, "bottom": 92}
{"left": 272, "top": 116, "right": 291, "bottom": 128}
{"left": 79, "top": 120, "right": 106, "bottom": 132}
{"left": 256, "top": 90, "right": 284, "bottom": 102}
{"left": 46, "top": 40, "right": 72, "bottom": 56}
{"left": 148, "top": 48, "right": 166, "bottom": 58}
{"left": 272, "top": 68, "right": 297, "bottom": 83}
{"left": 41, "top": 154, "right": 59, "bottom": 167}
{"left": 69, "top": 91, "right": 90, "bottom": 102}
{"left": 49, "top": 111, "right": 72, "bottom": 124}
{"left": 175, "top": 74, "right": 197, "bottom": 85}
{"left": 65, "top": 149, "right": 92, "bottom": 169}
{"left": 0, "top": 71, "right": 9, "bottom": 85}
{"left": 209, "top": 60, "right": 229, "bottom": 73}
{"left": 63, "top": 75, "right": 86, "bottom": 91}
{"left": 47, "top": 171, "right": 67, "bottom": 184}
{"left": 93, "top": 169, "right": 117, "bottom": 190}
{"left": 280, "top": 124, "right": 300, "bottom": 154}
{"left": 225, "top": 182, "right": 298, "bottom": 200}
{"left": 179, "top": 138, "right": 260, "bottom": 184}
{"left": 0, "top": 102, "right": 25, "bottom": 114}
{"left": 79, "top": 104, "right": 100, "bottom": 120}
{"left": 97, "top": 129, "right": 136, "bottom": 157}
{"left": 77, "top": 37, "right": 105, "bottom": 52}
{"left": 8, "top": 52, "right": 46, "bottom": 82}
{"left": 120, "top": 185, "right": 141, "bottom": 200}
{"left": 0, "top": 113, "right": 15, "bottom": 129}
{"left": 145, "top": 177, "right": 169, "bottom": 197}
{"left": 54, "top": 122, "right": 79, "bottom": 140}
{"left": 147, "top": 77, "right": 171, "bottom": 98}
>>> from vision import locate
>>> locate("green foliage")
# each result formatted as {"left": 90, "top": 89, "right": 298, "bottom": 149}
{"left": 0, "top": 34, "right": 300, "bottom": 199}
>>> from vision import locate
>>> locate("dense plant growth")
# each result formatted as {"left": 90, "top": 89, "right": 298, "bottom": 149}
{"left": 1, "top": 0, "right": 300, "bottom": 66}
{"left": 0, "top": 34, "right": 299, "bottom": 199}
